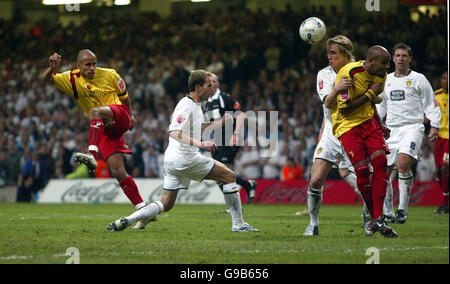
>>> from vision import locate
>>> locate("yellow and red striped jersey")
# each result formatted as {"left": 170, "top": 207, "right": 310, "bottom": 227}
{"left": 332, "top": 60, "right": 387, "bottom": 138}
{"left": 435, "top": 88, "right": 449, "bottom": 139}
{"left": 52, "top": 67, "right": 128, "bottom": 116}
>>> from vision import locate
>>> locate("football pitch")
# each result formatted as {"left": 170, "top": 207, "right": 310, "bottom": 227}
{"left": 0, "top": 203, "right": 448, "bottom": 264}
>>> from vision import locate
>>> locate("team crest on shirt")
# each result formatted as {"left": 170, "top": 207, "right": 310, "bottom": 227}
{"left": 406, "top": 80, "right": 412, "bottom": 87}
{"left": 176, "top": 115, "right": 186, "bottom": 124}
{"left": 340, "top": 91, "right": 349, "bottom": 100}
{"left": 318, "top": 80, "right": 324, "bottom": 90}
{"left": 118, "top": 78, "right": 126, "bottom": 92}
{"left": 316, "top": 147, "right": 323, "bottom": 154}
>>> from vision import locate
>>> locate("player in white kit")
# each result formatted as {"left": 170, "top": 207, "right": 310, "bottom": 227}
{"left": 108, "top": 70, "right": 259, "bottom": 232}
{"left": 303, "top": 35, "right": 371, "bottom": 236}
{"left": 377, "top": 43, "right": 441, "bottom": 224}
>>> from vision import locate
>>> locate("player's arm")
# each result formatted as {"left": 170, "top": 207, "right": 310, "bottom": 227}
{"left": 420, "top": 75, "right": 441, "bottom": 141}
{"left": 323, "top": 76, "right": 353, "bottom": 110}
{"left": 168, "top": 130, "right": 217, "bottom": 152}
{"left": 340, "top": 82, "right": 384, "bottom": 116}
{"left": 372, "top": 103, "right": 390, "bottom": 139}
{"left": 201, "top": 113, "right": 233, "bottom": 132}
{"left": 317, "top": 119, "right": 325, "bottom": 141}
{"left": 40, "top": 52, "right": 61, "bottom": 84}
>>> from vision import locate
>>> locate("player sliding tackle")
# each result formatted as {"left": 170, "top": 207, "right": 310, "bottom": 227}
{"left": 108, "top": 70, "right": 259, "bottom": 232}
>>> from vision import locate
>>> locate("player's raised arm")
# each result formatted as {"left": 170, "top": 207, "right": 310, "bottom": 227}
{"left": 41, "top": 52, "right": 61, "bottom": 84}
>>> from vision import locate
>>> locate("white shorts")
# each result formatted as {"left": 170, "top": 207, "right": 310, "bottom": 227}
{"left": 313, "top": 134, "right": 353, "bottom": 170}
{"left": 163, "top": 153, "right": 215, "bottom": 190}
{"left": 386, "top": 124, "right": 425, "bottom": 166}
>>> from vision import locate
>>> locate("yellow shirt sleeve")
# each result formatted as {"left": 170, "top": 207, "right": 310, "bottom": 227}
{"left": 111, "top": 70, "right": 128, "bottom": 100}
{"left": 52, "top": 71, "right": 74, "bottom": 96}
{"left": 335, "top": 67, "right": 352, "bottom": 110}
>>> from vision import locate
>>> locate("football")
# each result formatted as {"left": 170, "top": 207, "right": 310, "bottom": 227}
{"left": 299, "top": 17, "right": 326, "bottom": 44}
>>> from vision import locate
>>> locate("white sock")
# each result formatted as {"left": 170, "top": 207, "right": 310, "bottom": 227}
{"left": 127, "top": 201, "right": 164, "bottom": 224}
{"left": 223, "top": 192, "right": 244, "bottom": 228}
{"left": 135, "top": 202, "right": 146, "bottom": 210}
{"left": 343, "top": 172, "right": 358, "bottom": 193}
{"left": 398, "top": 171, "right": 413, "bottom": 213}
{"left": 383, "top": 179, "right": 394, "bottom": 217}
{"left": 223, "top": 182, "right": 239, "bottom": 194}
{"left": 307, "top": 186, "right": 323, "bottom": 226}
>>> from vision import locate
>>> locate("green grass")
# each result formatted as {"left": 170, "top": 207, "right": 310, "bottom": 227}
{"left": 0, "top": 203, "right": 448, "bottom": 264}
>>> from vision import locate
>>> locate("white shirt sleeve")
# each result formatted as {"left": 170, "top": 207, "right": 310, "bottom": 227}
{"left": 376, "top": 91, "right": 388, "bottom": 120}
{"left": 419, "top": 74, "right": 441, "bottom": 129}
{"left": 168, "top": 98, "right": 192, "bottom": 133}
{"left": 317, "top": 69, "right": 333, "bottom": 103}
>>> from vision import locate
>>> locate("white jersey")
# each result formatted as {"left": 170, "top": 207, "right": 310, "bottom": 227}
{"left": 377, "top": 71, "right": 441, "bottom": 129}
{"left": 314, "top": 66, "right": 353, "bottom": 169}
{"left": 316, "top": 66, "right": 338, "bottom": 141}
{"left": 166, "top": 96, "right": 204, "bottom": 158}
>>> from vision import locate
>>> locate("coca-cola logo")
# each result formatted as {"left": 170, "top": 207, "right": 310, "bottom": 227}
{"left": 256, "top": 181, "right": 332, "bottom": 204}
{"left": 148, "top": 182, "right": 212, "bottom": 203}
{"left": 61, "top": 181, "right": 121, "bottom": 203}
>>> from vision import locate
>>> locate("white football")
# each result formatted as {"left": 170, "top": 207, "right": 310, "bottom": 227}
{"left": 299, "top": 17, "right": 326, "bottom": 44}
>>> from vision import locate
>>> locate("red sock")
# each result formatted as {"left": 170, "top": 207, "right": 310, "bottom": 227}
{"left": 355, "top": 163, "right": 374, "bottom": 218}
{"left": 439, "top": 169, "right": 449, "bottom": 207}
{"left": 88, "top": 118, "right": 104, "bottom": 159}
{"left": 119, "top": 176, "right": 144, "bottom": 207}
{"left": 371, "top": 154, "right": 388, "bottom": 220}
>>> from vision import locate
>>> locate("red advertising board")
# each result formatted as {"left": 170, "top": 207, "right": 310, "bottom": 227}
{"left": 240, "top": 179, "right": 443, "bottom": 206}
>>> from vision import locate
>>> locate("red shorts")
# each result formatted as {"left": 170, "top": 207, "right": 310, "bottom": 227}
{"left": 99, "top": 104, "right": 132, "bottom": 160}
{"left": 434, "top": 137, "right": 449, "bottom": 168}
{"left": 338, "top": 117, "right": 390, "bottom": 165}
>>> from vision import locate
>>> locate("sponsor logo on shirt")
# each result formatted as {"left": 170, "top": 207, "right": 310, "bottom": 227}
{"left": 390, "top": 90, "right": 405, "bottom": 101}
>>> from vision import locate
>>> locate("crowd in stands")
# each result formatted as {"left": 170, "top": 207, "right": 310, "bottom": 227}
{"left": 0, "top": 4, "right": 447, "bottom": 197}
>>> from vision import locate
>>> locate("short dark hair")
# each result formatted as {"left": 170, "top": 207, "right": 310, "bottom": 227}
{"left": 188, "top": 70, "right": 209, "bottom": 92}
{"left": 392, "top": 43, "right": 412, "bottom": 57}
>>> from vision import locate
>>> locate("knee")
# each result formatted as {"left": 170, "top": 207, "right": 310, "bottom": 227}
{"left": 371, "top": 154, "right": 388, "bottom": 178}
{"left": 309, "top": 175, "right": 324, "bottom": 189}
{"left": 223, "top": 168, "right": 236, "bottom": 184}
{"left": 355, "top": 163, "right": 371, "bottom": 188}
{"left": 111, "top": 167, "right": 127, "bottom": 181}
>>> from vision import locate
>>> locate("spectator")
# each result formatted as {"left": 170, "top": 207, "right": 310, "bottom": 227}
{"left": 94, "top": 158, "right": 111, "bottom": 179}
{"left": 416, "top": 143, "right": 436, "bottom": 181}
{"left": 281, "top": 157, "right": 304, "bottom": 181}
{"left": 16, "top": 152, "right": 47, "bottom": 202}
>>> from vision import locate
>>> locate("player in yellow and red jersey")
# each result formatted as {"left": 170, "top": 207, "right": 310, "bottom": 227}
{"left": 332, "top": 45, "right": 397, "bottom": 238}
{"left": 41, "top": 50, "right": 147, "bottom": 215}
{"left": 434, "top": 71, "right": 449, "bottom": 214}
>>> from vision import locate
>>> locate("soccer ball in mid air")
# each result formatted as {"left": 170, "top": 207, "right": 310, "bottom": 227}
{"left": 299, "top": 17, "right": 326, "bottom": 44}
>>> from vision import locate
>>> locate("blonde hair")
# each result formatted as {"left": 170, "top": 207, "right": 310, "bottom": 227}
{"left": 326, "top": 35, "right": 355, "bottom": 62}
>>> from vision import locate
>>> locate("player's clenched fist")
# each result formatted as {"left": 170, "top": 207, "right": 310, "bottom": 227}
{"left": 199, "top": 141, "right": 218, "bottom": 152}
{"left": 49, "top": 52, "right": 61, "bottom": 70}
